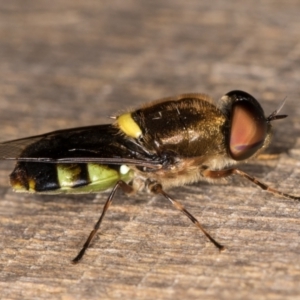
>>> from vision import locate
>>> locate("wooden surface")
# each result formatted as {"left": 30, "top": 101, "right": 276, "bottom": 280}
{"left": 1, "top": 1, "right": 300, "bottom": 299}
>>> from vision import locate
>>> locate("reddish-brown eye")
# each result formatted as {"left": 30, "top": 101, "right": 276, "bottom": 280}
{"left": 229, "top": 99, "right": 268, "bottom": 161}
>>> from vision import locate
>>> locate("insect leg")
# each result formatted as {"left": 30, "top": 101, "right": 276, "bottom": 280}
{"left": 202, "top": 168, "right": 300, "bottom": 201}
{"left": 72, "top": 180, "right": 134, "bottom": 264}
{"left": 256, "top": 153, "right": 280, "bottom": 160}
{"left": 149, "top": 182, "right": 225, "bottom": 251}
{"left": 233, "top": 169, "right": 300, "bottom": 201}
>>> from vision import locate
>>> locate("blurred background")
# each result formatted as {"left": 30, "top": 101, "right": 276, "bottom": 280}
{"left": 0, "top": 1, "right": 300, "bottom": 299}
{"left": 1, "top": 1, "right": 299, "bottom": 135}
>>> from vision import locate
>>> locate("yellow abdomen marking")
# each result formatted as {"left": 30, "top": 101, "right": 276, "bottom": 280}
{"left": 117, "top": 113, "right": 142, "bottom": 138}
{"left": 57, "top": 164, "right": 82, "bottom": 188}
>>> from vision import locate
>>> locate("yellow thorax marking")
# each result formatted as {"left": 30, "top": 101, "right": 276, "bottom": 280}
{"left": 117, "top": 113, "right": 142, "bottom": 139}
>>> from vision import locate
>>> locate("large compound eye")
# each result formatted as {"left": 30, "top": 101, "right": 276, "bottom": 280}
{"left": 228, "top": 91, "right": 268, "bottom": 161}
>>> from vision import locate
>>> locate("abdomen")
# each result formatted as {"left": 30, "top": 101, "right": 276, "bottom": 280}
{"left": 10, "top": 162, "right": 133, "bottom": 194}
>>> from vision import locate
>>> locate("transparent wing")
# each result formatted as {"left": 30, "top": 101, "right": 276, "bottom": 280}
{"left": 0, "top": 125, "right": 161, "bottom": 169}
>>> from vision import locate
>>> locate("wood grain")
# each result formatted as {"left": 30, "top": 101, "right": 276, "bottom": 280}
{"left": 1, "top": 1, "right": 300, "bottom": 299}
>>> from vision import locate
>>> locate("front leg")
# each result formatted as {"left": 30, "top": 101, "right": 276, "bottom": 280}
{"left": 201, "top": 168, "right": 300, "bottom": 201}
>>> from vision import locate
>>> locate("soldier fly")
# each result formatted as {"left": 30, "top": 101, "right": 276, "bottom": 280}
{"left": 0, "top": 90, "right": 298, "bottom": 263}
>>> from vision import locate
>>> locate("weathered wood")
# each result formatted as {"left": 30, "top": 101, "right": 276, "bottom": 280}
{"left": 1, "top": 1, "right": 300, "bottom": 299}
